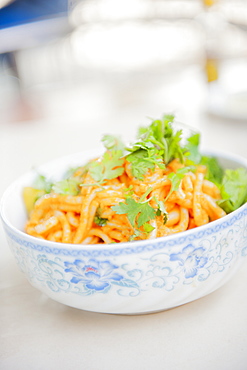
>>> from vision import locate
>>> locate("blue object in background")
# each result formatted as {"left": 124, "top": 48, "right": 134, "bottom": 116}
{"left": 0, "top": 0, "right": 68, "bottom": 30}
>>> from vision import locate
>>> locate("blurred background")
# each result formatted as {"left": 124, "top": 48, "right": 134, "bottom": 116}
{"left": 1, "top": 0, "right": 247, "bottom": 193}
{"left": 1, "top": 2, "right": 247, "bottom": 368}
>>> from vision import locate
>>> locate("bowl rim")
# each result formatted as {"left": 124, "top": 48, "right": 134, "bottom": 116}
{"left": 1, "top": 147, "right": 247, "bottom": 252}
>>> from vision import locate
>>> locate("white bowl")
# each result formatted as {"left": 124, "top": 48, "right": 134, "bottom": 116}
{"left": 1, "top": 149, "right": 247, "bottom": 315}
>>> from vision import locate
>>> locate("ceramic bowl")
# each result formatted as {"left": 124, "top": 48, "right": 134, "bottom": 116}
{"left": 1, "top": 149, "right": 247, "bottom": 315}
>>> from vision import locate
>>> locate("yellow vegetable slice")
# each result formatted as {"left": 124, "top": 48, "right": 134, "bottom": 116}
{"left": 23, "top": 187, "right": 45, "bottom": 214}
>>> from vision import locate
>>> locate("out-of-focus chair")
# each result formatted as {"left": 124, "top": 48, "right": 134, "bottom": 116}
{"left": 0, "top": 0, "right": 70, "bottom": 122}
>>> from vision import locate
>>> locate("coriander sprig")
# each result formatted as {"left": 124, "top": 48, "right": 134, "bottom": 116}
{"left": 112, "top": 187, "right": 156, "bottom": 240}
{"left": 125, "top": 114, "right": 186, "bottom": 180}
{"left": 88, "top": 150, "right": 125, "bottom": 185}
{"left": 165, "top": 167, "right": 191, "bottom": 201}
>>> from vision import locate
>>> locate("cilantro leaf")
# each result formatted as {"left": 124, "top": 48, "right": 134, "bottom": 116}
{"left": 112, "top": 197, "right": 155, "bottom": 228}
{"left": 166, "top": 167, "right": 190, "bottom": 201}
{"left": 143, "top": 222, "right": 155, "bottom": 233}
{"left": 124, "top": 185, "right": 134, "bottom": 198}
{"left": 102, "top": 135, "right": 125, "bottom": 151}
{"left": 112, "top": 198, "right": 138, "bottom": 227}
{"left": 126, "top": 114, "right": 187, "bottom": 180}
{"left": 163, "top": 114, "right": 176, "bottom": 124}
{"left": 218, "top": 168, "right": 247, "bottom": 213}
{"left": 137, "top": 202, "right": 156, "bottom": 228}
{"left": 89, "top": 150, "right": 124, "bottom": 184}
{"left": 33, "top": 174, "right": 53, "bottom": 193}
{"left": 185, "top": 133, "right": 201, "bottom": 164}
{"left": 166, "top": 129, "right": 184, "bottom": 164}
{"left": 200, "top": 156, "right": 224, "bottom": 185}
{"left": 154, "top": 197, "right": 168, "bottom": 224}
{"left": 52, "top": 178, "right": 80, "bottom": 195}
{"left": 155, "top": 198, "right": 166, "bottom": 214}
{"left": 127, "top": 149, "right": 156, "bottom": 180}
{"left": 94, "top": 216, "right": 108, "bottom": 226}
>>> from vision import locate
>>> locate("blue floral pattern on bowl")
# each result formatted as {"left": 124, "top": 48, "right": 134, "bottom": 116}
{"left": 1, "top": 168, "right": 247, "bottom": 313}
{"left": 170, "top": 244, "right": 208, "bottom": 279}
{"left": 64, "top": 259, "right": 124, "bottom": 291}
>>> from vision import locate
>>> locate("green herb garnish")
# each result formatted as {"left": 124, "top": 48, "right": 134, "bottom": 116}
{"left": 200, "top": 156, "right": 224, "bottom": 185}
{"left": 25, "top": 114, "right": 247, "bottom": 233}
{"left": 88, "top": 150, "right": 125, "bottom": 184}
{"left": 102, "top": 134, "right": 125, "bottom": 151}
{"left": 94, "top": 216, "right": 108, "bottom": 226}
{"left": 112, "top": 188, "right": 156, "bottom": 239}
{"left": 166, "top": 167, "right": 191, "bottom": 201}
{"left": 33, "top": 174, "right": 53, "bottom": 193}
{"left": 126, "top": 114, "right": 185, "bottom": 180}
{"left": 218, "top": 168, "right": 247, "bottom": 213}
{"left": 52, "top": 178, "right": 80, "bottom": 196}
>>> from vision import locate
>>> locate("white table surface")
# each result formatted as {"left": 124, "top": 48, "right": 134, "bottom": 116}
{"left": 1, "top": 65, "right": 247, "bottom": 370}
